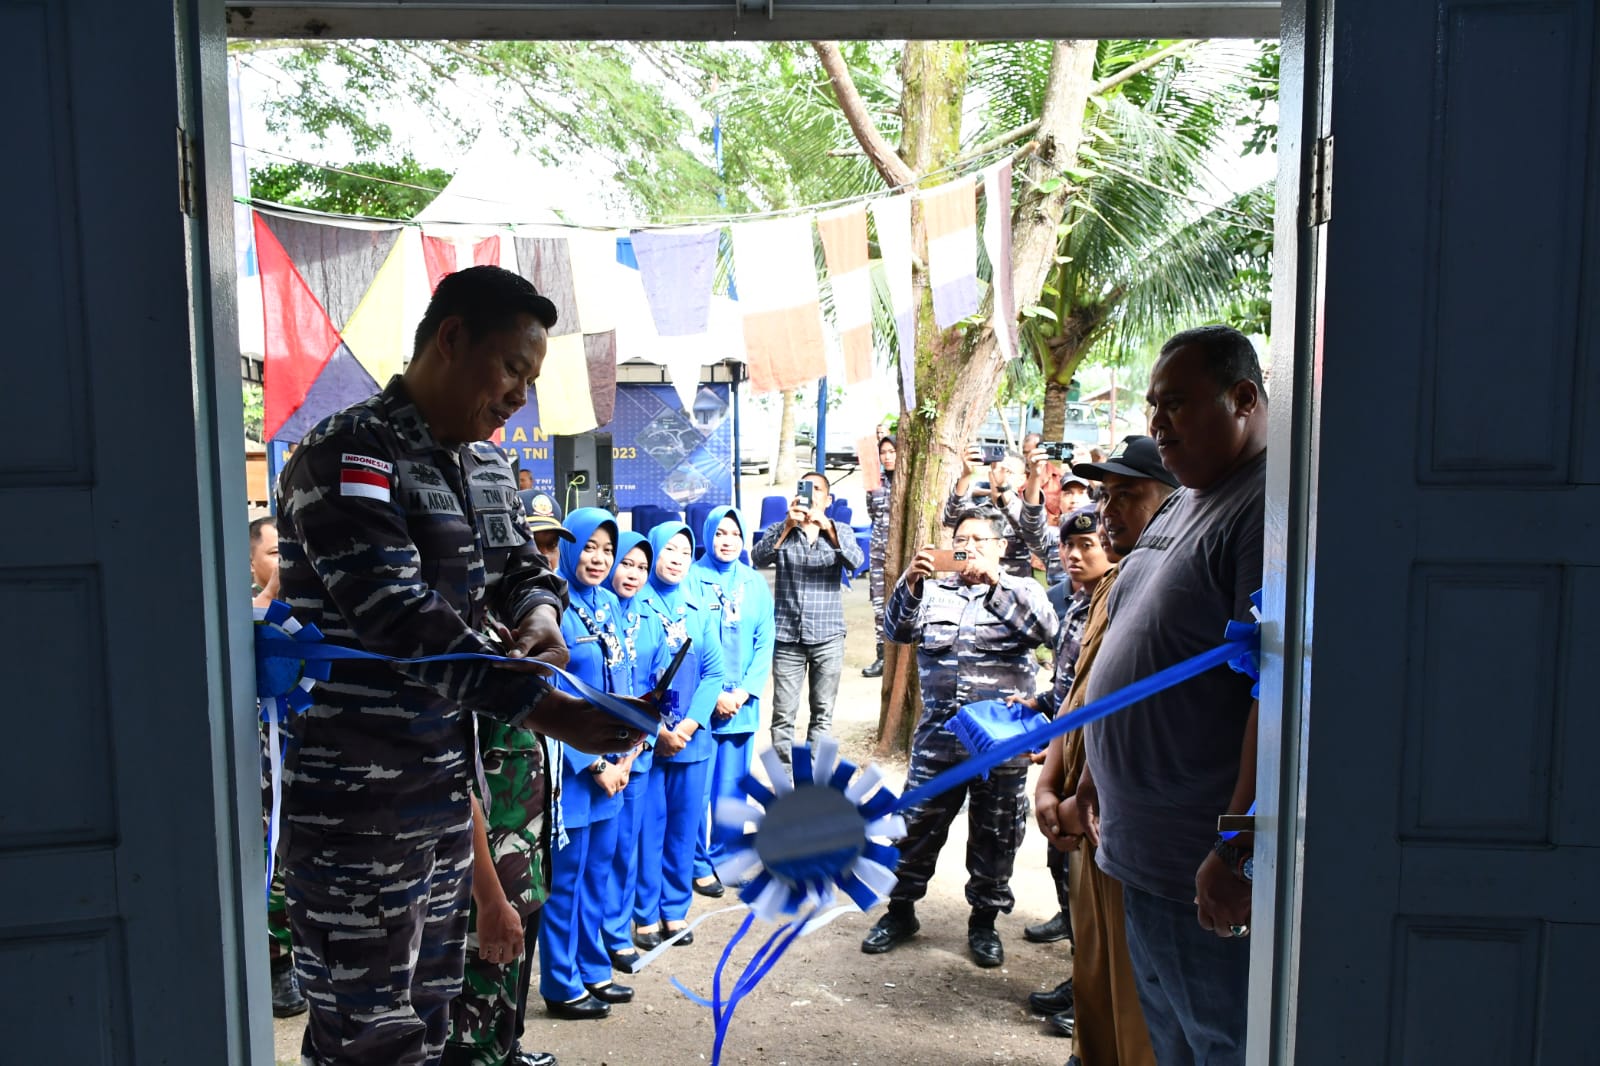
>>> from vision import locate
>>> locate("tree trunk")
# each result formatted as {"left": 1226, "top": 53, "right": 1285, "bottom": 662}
{"left": 813, "top": 39, "right": 1100, "bottom": 755}
{"left": 1042, "top": 380, "right": 1069, "bottom": 440}
{"left": 772, "top": 389, "right": 799, "bottom": 487}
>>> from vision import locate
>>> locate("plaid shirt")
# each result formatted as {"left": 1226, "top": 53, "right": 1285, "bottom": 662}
{"left": 751, "top": 519, "right": 865, "bottom": 644}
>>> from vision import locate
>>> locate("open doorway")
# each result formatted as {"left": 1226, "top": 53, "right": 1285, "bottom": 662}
{"left": 223, "top": 22, "right": 1298, "bottom": 1066}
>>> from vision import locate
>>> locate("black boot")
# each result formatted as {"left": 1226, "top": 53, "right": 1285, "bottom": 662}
{"left": 862, "top": 643, "right": 884, "bottom": 678}
{"left": 270, "top": 956, "right": 307, "bottom": 1018}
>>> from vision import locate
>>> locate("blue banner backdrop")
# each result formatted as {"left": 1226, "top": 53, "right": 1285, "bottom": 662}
{"left": 498, "top": 381, "right": 734, "bottom": 513}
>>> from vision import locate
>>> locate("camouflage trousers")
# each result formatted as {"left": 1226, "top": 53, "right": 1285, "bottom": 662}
{"left": 888, "top": 748, "right": 1029, "bottom": 912}
{"left": 284, "top": 822, "right": 473, "bottom": 1066}
{"left": 869, "top": 555, "right": 887, "bottom": 642}
{"left": 440, "top": 903, "right": 523, "bottom": 1066}
{"left": 268, "top": 868, "right": 292, "bottom": 961}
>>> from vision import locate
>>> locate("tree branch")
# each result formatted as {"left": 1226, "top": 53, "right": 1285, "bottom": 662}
{"left": 811, "top": 41, "right": 917, "bottom": 188}
{"left": 1092, "top": 40, "right": 1200, "bottom": 96}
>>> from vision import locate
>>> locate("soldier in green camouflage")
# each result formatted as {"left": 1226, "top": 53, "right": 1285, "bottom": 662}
{"left": 443, "top": 714, "right": 558, "bottom": 1066}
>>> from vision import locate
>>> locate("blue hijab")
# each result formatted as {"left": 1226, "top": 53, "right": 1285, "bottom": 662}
{"left": 556, "top": 507, "right": 622, "bottom": 692}
{"left": 645, "top": 522, "right": 696, "bottom": 610}
{"left": 689, "top": 506, "right": 775, "bottom": 733}
{"left": 611, "top": 530, "right": 654, "bottom": 699}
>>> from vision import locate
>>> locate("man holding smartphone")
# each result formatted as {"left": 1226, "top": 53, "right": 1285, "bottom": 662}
{"left": 751, "top": 471, "right": 864, "bottom": 764}
{"left": 861, "top": 507, "right": 1057, "bottom": 968}
{"left": 946, "top": 447, "right": 1036, "bottom": 579}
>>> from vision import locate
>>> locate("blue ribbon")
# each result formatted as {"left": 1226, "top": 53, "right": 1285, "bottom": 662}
{"left": 253, "top": 601, "right": 661, "bottom": 734}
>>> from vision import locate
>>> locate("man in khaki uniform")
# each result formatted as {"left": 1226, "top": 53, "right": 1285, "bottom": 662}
{"left": 1034, "top": 435, "right": 1176, "bottom": 1066}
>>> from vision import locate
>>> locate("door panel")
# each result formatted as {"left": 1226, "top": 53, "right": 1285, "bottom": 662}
{"left": 0, "top": 0, "right": 265, "bottom": 1059}
{"left": 1273, "top": 0, "right": 1600, "bottom": 1062}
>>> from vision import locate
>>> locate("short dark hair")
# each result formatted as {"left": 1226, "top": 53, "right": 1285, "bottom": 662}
{"left": 801, "top": 471, "right": 831, "bottom": 494}
{"left": 248, "top": 515, "right": 276, "bottom": 544}
{"left": 1160, "top": 325, "right": 1266, "bottom": 398}
{"left": 953, "top": 506, "right": 1006, "bottom": 540}
{"left": 412, "top": 265, "right": 558, "bottom": 357}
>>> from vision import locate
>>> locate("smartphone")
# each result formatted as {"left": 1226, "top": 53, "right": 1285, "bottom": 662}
{"left": 796, "top": 480, "right": 815, "bottom": 508}
{"left": 648, "top": 639, "right": 693, "bottom": 705}
{"left": 977, "top": 443, "right": 1006, "bottom": 464}
{"left": 1040, "top": 441, "right": 1073, "bottom": 462}
{"left": 928, "top": 548, "right": 969, "bottom": 572}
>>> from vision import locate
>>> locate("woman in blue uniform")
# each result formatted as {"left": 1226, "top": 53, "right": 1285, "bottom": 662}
{"left": 538, "top": 508, "right": 634, "bottom": 1020}
{"left": 602, "top": 530, "right": 654, "bottom": 973}
{"left": 688, "top": 506, "right": 774, "bottom": 897}
{"left": 632, "top": 521, "right": 725, "bottom": 946}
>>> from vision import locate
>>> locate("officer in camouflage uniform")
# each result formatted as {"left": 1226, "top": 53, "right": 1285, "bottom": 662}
{"left": 861, "top": 506, "right": 1058, "bottom": 969}
{"left": 862, "top": 435, "right": 896, "bottom": 678}
{"left": 276, "top": 266, "right": 638, "bottom": 1066}
{"left": 442, "top": 721, "right": 557, "bottom": 1066}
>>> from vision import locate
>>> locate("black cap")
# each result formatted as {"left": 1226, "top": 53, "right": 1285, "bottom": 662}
{"left": 1058, "top": 506, "right": 1101, "bottom": 537}
{"left": 1072, "top": 435, "right": 1179, "bottom": 488}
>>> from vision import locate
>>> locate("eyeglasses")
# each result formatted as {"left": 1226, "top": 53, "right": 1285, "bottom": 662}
{"left": 950, "top": 535, "right": 1001, "bottom": 547}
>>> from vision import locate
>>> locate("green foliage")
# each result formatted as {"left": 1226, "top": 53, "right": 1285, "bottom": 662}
{"left": 1238, "top": 42, "right": 1280, "bottom": 157}
{"left": 248, "top": 156, "right": 451, "bottom": 218}
{"left": 235, "top": 41, "right": 731, "bottom": 220}
{"left": 242, "top": 383, "right": 264, "bottom": 442}
{"left": 970, "top": 40, "right": 1273, "bottom": 381}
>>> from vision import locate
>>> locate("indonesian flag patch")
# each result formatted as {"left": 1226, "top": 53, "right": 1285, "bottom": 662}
{"left": 339, "top": 453, "right": 393, "bottom": 502}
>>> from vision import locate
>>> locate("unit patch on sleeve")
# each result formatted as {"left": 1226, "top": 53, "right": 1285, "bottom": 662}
{"left": 339, "top": 454, "right": 394, "bottom": 502}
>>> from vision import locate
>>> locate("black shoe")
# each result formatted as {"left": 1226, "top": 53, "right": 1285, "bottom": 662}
{"left": 693, "top": 876, "right": 725, "bottom": 898}
{"left": 1028, "top": 979, "right": 1074, "bottom": 1015}
{"left": 585, "top": 981, "right": 634, "bottom": 1004}
{"left": 1024, "top": 910, "right": 1073, "bottom": 944}
{"left": 632, "top": 928, "right": 662, "bottom": 951}
{"left": 509, "top": 1050, "right": 558, "bottom": 1066}
{"left": 861, "top": 910, "right": 920, "bottom": 954}
{"left": 968, "top": 927, "right": 1004, "bottom": 968}
{"left": 270, "top": 962, "right": 308, "bottom": 1018}
{"left": 1065, "top": 1057, "right": 1082, "bottom": 1066}
{"left": 543, "top": 994, "right": 611, "bottom": 1020}
{"left": 663, "top": 925, "right": 694, "bottom": 946}
{"left": 608, "top": 949, "right": 640, "bottom": 974}
{"left": 1047, "top": 1010, "right": 1075, "bottom": 1038}
{"left": 862, "top": 645, "right": 884, "bottom": 678}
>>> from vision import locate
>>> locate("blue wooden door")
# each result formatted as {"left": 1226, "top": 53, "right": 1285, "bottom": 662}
{"left": 1259, "top": 0, "right": 1600, "bottom": 1063}
{"left": 0, "top": 0, "right": 268, "bottom": 1059}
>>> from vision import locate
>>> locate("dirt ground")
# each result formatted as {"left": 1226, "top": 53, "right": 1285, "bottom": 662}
{"left": 275, "top": 489, "right": 1075, "bottom": 1066}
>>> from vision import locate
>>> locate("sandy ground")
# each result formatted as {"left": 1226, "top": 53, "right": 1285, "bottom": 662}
{"left": 275, "top": 484, "right": 1075, "bottom": 1066}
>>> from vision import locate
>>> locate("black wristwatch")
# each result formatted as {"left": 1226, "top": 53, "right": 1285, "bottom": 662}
{"left": 1212, "top": 838, "right": 1252, "bottom": 882}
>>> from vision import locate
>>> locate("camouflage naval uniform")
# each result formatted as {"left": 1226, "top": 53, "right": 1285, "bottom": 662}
{"left": 276, "top": 376, "right": 567, "bottom": 1066}
{"left": 883, "top": 569, "right": 1057, "bottom": 911}
{"left": 865, "top": 477, "right": 892, "bottom": 641}
{"left": 443, "top": 718, "right": 552, "bottom": 1066}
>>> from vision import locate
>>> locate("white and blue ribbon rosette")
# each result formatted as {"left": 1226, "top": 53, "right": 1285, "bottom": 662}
{"left": 662, "top": 738, "right": 903, "bottom": 1065}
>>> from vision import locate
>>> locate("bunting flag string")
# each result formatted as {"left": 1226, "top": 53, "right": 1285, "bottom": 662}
{"left": 815, "top": 205, "right": 875, "bottom": 386}
{"left": 730, "top": 217, "right": 829, "bottom": 395}
{"left": 982, "top": 162, "right": 1020, "bottom": 362}
{"left": 922, "top": 177, "right": 981, "bottom": 328}
{"left": 868, "top": 195, "right": 917, "bottom": 410}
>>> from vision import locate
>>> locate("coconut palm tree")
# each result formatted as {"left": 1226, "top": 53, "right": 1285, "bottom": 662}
{"left": 968, "top": 39, "right": 1274, "bottom": 437}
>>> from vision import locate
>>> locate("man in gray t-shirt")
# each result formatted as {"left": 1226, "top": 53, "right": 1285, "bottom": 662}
{"left": 1079, "top": 325, "right": 1267, "bottom": 1066}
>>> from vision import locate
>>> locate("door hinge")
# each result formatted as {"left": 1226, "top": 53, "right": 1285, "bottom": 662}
{"left": 1308, "top": 134, "right": 1333, "bottom": 227}
{"left": 177, "top": 127, "right": 197, "bottom": 218}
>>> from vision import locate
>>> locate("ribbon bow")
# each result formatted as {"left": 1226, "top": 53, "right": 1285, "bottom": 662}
{"left": 1223, "top": 589, "right": 1264, "bottom": 698}
{"left": 671, "top": 738, "right": 902, "bottom": 1065}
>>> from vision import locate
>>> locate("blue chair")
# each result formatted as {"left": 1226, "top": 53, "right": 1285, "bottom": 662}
{"left": 828, "top": 499, "right": 854, "bottom": 526}
{"left": 758, "top": 494, "right": 789, "bottom": 531}
{"left": 630, "top": 505, "right": 680, "bottom": 539}
{"left": 685, "top": 501, "right": 716, "bottom": 551}
{"left": 853, "top": 530, "right": 872, "bottom": 578}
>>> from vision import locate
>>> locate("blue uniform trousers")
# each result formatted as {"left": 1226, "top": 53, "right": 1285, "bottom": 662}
{"left": 655, "top": 756, "right": 714, "bottom": 923}
{"left": 633, "top": 768, "right": 667, "bottom": 929}
{"left": 538, "top": 812, "right": 620, "bottom": 1002}
{"left": 605, "top": 769, "right": 649, "bottom": 953}
{"left": 693, "top": 731, "right": 756, "bottom": 880}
